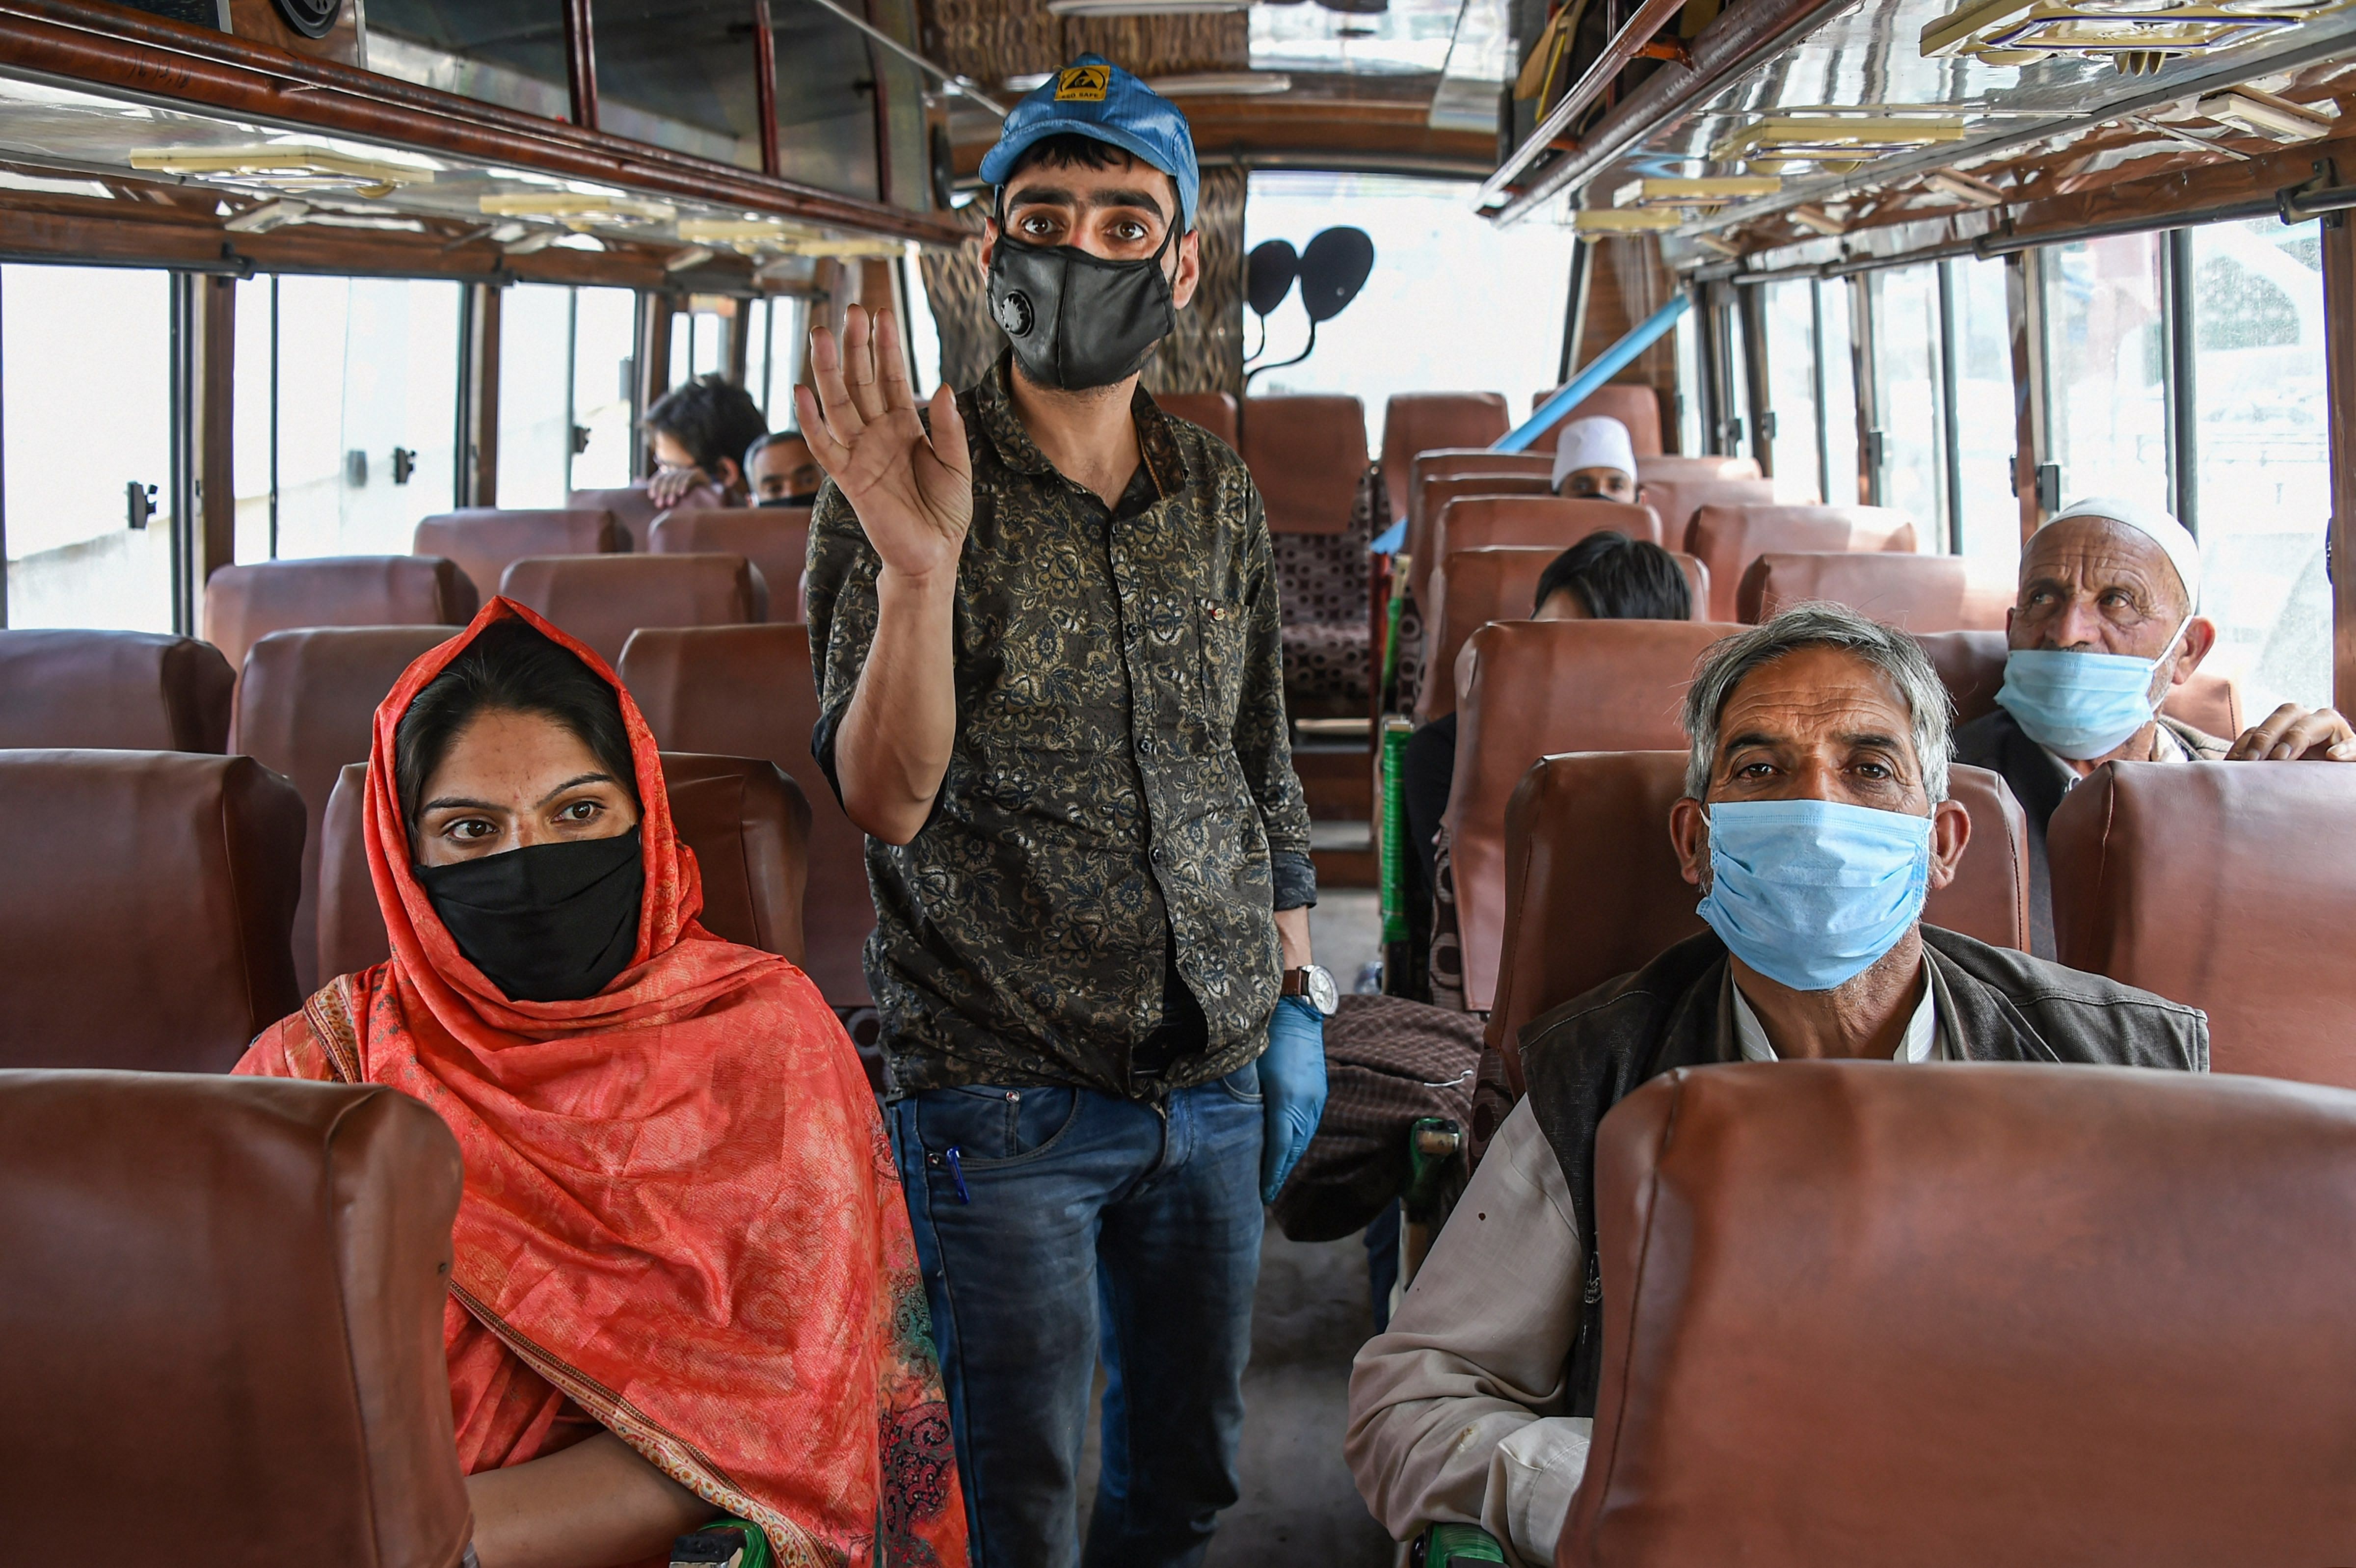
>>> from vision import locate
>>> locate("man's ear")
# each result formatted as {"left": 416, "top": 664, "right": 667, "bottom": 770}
{"left": 977, "top": 216, "right": 998, "bottom": 278}
{"left": 1927, "top": 797, "right": 1972, "bottom": 892}
{"left": 1669, "top": 795, "right": 1709, "bottom": 888}
{"left": 2170, "top": 615, "right": 2217, "bottom": 686}
{"left": 714, "top": 457, "right": 743, "bottom": 493}
{"left": 1171, "top": 229, "right": 1202, "bottom": 311}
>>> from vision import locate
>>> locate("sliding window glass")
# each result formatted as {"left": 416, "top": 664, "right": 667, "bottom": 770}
{"left": 2, "top": 265, "right": 174, "bottom": 630}
{"left": 2187, "top": 216, "right": 2330, "bottom": 715}
{"left": 1819, "top": 280, "right": 1859, "bottom": 505}
{"left": 498, "top": 284, "right": 576, "bottom": 510}
{"left": 1673, "top": 304, "right": 1703, "bottom": 455}
{"left": 1947, "top": 256, "right": 2016, "bottom": 559}
{"left": 1761, "top": 280, "right": 1821, "bottom": 495}
{"left": 772, "top": 0, "right": 887, "bottom": 199}
{"left": 742, "top": 295, "right": 810, "bottom": 424}
{"left": 233, "top": 275, "right": 276, "bottom": 564}
{"left": 367, "top": 0, "right": 574, "bottom": 120}
{"left": 2043, "top": 234, "right": 2169, "bottom": 514}
{"left": 1869, "top": 264, "right": 1944, "bottom": 547}
{"left": 593, "top": 0, "right": 765, "bottom": 172}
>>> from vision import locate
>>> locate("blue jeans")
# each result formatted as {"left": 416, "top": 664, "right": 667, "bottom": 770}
{"left": 888, "top": 1067, "right": 1266, "bottom": 1568}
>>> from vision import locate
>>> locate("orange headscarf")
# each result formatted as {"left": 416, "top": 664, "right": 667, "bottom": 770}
{"left": 239, "top": 599, "right": 965, "bottom": 1568}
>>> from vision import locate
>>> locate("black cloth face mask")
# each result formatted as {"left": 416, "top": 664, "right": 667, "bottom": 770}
{"left": 414, "top": 826, "right": 645, "bottom": 1003}
{"left": 987, "top": 218, "right": 1178, "bottom": 392}
{"left": 758, "top": 493, "right": 820, "bottom": 509}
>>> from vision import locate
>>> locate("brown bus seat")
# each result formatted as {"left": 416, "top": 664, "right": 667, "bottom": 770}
{"left": 1567, "top": 1061, "right": 2356, "bottom": 1568}
{"left": 568, "top": 484, "right": 662, "bottom": 549}
{"left": 1739, "top": 550, "right": 2014, "bottom": 632}
{"left": 1683, "top": 502, "right": 1912, "bottom": 621}
{"left": 1417, "top": 547, "right": 1709, "bottom": 723}
{"left": 1431, "top": 496, "right": 1664, "bottom": 567}
{"left": 1155, "top": 390, "right": 1239, "bottom": 446}
{"left": 0, "top": 629, "right": 232, "bottom": 752}
{"left": 413, "top": 508, "right": 623, "bottom": 602}
{"left": 1406, "top": 473, "right": 1554, "bottom": 614}
{"left": 1447, "top": 621, "right": 1742, "bottom": 1013}
{"left": 1242, "top": 394, "right": 1367, "bottom": 535}
{"left": 619, "top": 624, "right": 873, "bottom": 1008}
{"left": 234, "top": 627, "right": 456, "bottom": 994}
{"left": 203, "top": 556, "right": 475, "bottom": 679}
{"left": 1640, "top": 468, "right": 1789, "bottom": 559}
{"left": 495, "top": 553, "right": 765, "bottom": 666}
{"left": 319, "top": 752, "right": 807, "bottom": 983}
{"left": 1485, "top": 753, "right": 2028, "bottom": 1083}
{"left": 0, "top": 1070, "right": 470, "bottom": 1565}
{"left": 650, "top": 506, "right": 809, "bottom": 623}
{"left": 2050, "top": 762, "right": 2356, "bottom": 1088}
{"left": 1913, "top": 628, "right": 2244, "bottom": 737}
{"left": 1380, "top": 393, "right": 1510, "bottom": 523}
{"left": 1524, "top": 380, "right": 1665, "bottom": 456}
{"left": 0, "top": 750, "right": 302, "bottom": 1073}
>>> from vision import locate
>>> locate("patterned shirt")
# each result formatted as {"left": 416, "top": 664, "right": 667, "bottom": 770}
{"left": 805, "top": 357, "right": 1315, "bottom": 1098}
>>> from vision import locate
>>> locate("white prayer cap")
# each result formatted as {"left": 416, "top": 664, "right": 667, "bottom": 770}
{"left": 2044, "top": 495, "right": 2203, "bottom": 612}
{"left": 1551, "top": 416, "right": 1639, "bottom": 493}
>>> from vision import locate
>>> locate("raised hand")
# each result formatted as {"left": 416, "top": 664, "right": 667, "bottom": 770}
{"left": 796, "top": 306, "right": 971, "bottom": 584}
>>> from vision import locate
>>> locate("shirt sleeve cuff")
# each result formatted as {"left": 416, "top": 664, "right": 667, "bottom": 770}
{"left": 811, "top": 702, "right": 849, "bottom": 806}
{"left": 1273, "top": 849, "right": 1318, "bottom": 911}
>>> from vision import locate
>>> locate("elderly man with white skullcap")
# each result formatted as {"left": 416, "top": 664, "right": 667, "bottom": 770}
{"left": 1550, "top": 415, "right": 1640, "bottom": 504}
{"left": 1955, "top": 495, "right": 2356, "bottom": 955}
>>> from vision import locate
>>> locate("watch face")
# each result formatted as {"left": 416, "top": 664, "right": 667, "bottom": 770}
{"left": 1304, "top": 964, "right": 1339, "bottom": 1015}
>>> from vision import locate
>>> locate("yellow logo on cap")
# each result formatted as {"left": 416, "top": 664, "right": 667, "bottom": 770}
{"left": 1056, "top": 65, "right": 1110, "bottom": 102}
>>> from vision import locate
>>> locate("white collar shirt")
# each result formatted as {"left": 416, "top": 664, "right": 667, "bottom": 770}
{"left": 1730, "top": 960, "right": 1943, "bottom": 1063}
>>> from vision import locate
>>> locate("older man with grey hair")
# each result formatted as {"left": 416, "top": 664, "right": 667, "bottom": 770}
{"left": 1344, "top": 603, "right": 2207, "bottom": 1568}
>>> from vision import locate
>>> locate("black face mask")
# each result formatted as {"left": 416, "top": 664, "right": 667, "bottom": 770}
{"left": 987, "top": 221, "right": 1177, "bottom": 392}
{"left": 758, "top": 493, "right": 821, "bottom": 509}
{"left": 414, "top": 827, "right": 644, "bottom": 1003}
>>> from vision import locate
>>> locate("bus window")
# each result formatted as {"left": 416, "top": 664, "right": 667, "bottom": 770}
{"left": 1, "top": 265, "right": 174, "bottom": 631}
{"left": 669, "top": 302, "right": 729, "bottom": 389}
{"left": 232, "top": 275, "right": 275, "bottom": 564}
{"left": 592, "top": 0, "right": 765, "bottom": 172}
{"left": 1719, "top": 296, "right": 1749, "bottom": 454}
{"left": 770, "top": 2, "right": 891, "bottom": 200}
{"left": 275, "top": 277, "right": 461, "bottom": 561}
{"left": 1242, "top": 172, "right": 1576, "bottom": 449}
{"left": 497, "top": 284, "right": 577, "bottom": 512}
{"left": 1948, "top": 256, "right": 2016, "bottom": 561}
{"left": 1761, "top": 279, "right": 1821, "bottom": 495}
{"left": 2188, "top": 216, "right": 2331, "bottom": 716}
{"left": 572, "top": 288, "right": 639, "bottom": 493}
{"left": 1820, "top": 280, "right": 1860, "bottom": 506}
{"left": 366, "top": 0, "right": 574, "bottom": 121}
{"left": 2043, "top": 233, "right": 2169, "bottom": 516}
{"left": 1870, "top": 264, "right": 1945, "bottom": 547}
{"left": 1673, "top": 303, "right": 1704, "bottom": 456}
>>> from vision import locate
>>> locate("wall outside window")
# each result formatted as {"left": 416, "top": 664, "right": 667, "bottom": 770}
{"left": 1949, "top": 256, "right": 2017, "bottom": 560}
{"left": 1762, "top": 279, "right": 1821, "bottom": 495}
{"left": 2044, "top": 233, "right": 2170, "bottom": 516}
{"left": 1870, "top": 264, "right": 1944, "bottom": 547}
{"left": 1820, "top": 280, "right": 1859, "bottom": 506}
{"left": 494, "top": 283, "right": 647, "bottom": 507}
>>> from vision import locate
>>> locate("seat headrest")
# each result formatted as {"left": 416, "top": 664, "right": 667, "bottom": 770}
{"left": 1682, "top": 503, "right": 1916, "bottom": 620}
{"left": 202, "top": 556, "right": 476, "bottom": 677}
{"left": 1380, "top": 393, "right": 1511, "bottom": 521}
{"left": 1154, "top": 391, "right": 1239, "bottom": 446}
{"left": 1485, "top": 753, "right": 2028, "bottom": 1081}
{"left": 567, "top": 485, "right": 662, "bottom": 548}
{"left": 1523, "top": 381, "right": 1663, "bottom": 457}
{"left": 1241, "top": 395, "right": 1368, "bottom": 534}
{"left": 1568, "top": 1060, "right": 2356, "bottom": 1568}
{"left": 649, "top": 507, "right": 812, "bottom": 625}
{"left": 1739, "top": 550, "right": 2015, "bottom": 633}
{"left": 2051, "top": 761, "right": 2356, "bottom": 1087}
{"left": 1407, "top": 476, "right": 1557, "bottom": 611}
{"left": 0, "top": 751, "right": 303, "bottom": 1073}
{"left": 1431, "top": 495, "right": 1664, "bottom": 561}
{"left": 0, "top": 1069, "right": 470, "bottom": 1563}
{"left": 0, "top": 629, "right": 233, "bottom": 752}
{"left": 495, "top": 552, "right": 765, "bottom": 666}
{"left": 412, "top": 508, "right": 623, "bottom": 601}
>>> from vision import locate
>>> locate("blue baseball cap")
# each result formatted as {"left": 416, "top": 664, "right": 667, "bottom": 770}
{"left": 977, "top": 54, "right": 1200, "bottom": 232}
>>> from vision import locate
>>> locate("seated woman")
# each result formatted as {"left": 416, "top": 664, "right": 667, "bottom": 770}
{"left": 239, "top": 602, "right": 965, "bottom": 1568}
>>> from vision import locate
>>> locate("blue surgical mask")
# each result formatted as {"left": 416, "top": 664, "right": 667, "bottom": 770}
{"left": 1995, "top": 618, "right": 2190, "bottom": 761}
{"left": 1696, "top": 798, "right": 1932, "bottom": 992}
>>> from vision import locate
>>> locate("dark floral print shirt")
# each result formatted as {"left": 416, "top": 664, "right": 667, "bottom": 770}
{"left": 806, "top": 358, "right": 1315, "bottom": 1098}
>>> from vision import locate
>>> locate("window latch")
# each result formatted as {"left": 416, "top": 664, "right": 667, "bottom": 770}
{"left": 2035, "top": 462, "right": 2062, "bottom": 512}
{"left": 125, "top": 481, "right": 156, "bottom": 531}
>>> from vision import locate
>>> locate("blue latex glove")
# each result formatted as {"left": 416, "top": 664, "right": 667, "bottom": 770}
{"left": 1260, "top": 995, "right": 1330, "bottom": 1204}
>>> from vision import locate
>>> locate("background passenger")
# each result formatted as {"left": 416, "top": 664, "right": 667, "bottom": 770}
{"left": 1549, "top": 414, "right": 1639, "bottom": 504}
{"left": 236, "top": 602, "right": 964, "bottom": 1568}
{"left": 747, "top": 428, "right": 826, "bottom": 506}
{"left": 1955, "top": 496, "right": 2356, "bottom": 955}
{"left": 1346, "top": 604, "right": 2206, "bottom": 1568}
{"left": 645, "top": 372, "right": 770, "bottom": 508}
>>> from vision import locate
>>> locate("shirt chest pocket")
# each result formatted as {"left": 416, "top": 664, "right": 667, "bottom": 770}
{"left": 1195, "top": 595, "right": 1249, "bottom": 734}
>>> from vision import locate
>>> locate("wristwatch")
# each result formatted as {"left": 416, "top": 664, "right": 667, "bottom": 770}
{"left": 1281, "top": 963, "right": 1340, "bottom": 1017}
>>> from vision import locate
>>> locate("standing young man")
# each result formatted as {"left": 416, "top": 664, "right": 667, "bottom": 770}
{"left": 798, "top": 56, "right": 1334, "bottom": 1568}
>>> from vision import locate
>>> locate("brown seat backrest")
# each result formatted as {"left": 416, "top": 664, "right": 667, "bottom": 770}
{"left": 619, "top": 624, "right": 873, "bottom": 1007}
{"left": 0, "top": 630, "right": 233, "bottom": 752}
{"left": 1912, "top": 628, "right": 2242, "bottom": 735}
{"left": 0, "top": 1070, "right": 471, "bottom": 1565}
{"left": 1447, "top": 622, "right": 1742, "bottom": 1012}
{"left": 235, "top": 627, "right": 456, "bottom": 994}
{"left": 1380, "top": 393, "right": 1511, "bottom": 523}
{"left": 1684, "top": 503, "right": 1917, "bottom": 621}
{"left": 2051, "top": 762, "right": 2356, "bottom": 1087}
{"left": 319, "top": 752, "right": 808, "bottom": 983}
{"left": 568, "top": 484, "right": 662, "bottom": 550}
{"left": 1419, "top": 547, "right": 1713, "bottom": 720}
{"left": 1241, "top": 394, "right": 1368, "bottom": 534}
{"left": 1639, "top": 469, "right": 1785, "bottom": 564}
{"left": 1740, "top": 550, "right": 2014, "bottom": 632}
{"left": 1567, "top": 1060, "right": 2356, "bottom": 1568}
{"left": 0, "top": 751, "right": 302, "bottom": 1073}
{"left": 1431, "top": 497, "right": 1665, "bottom": 566}
{"left": 203, "top": 556, "right": 475, "bottom": 679}
{"left": 1524, "top": 380, "right": 1665, "bottom": 455}
{"left": 1486, "top": 752, "right": 2028, "bottom": 1078}
{"left": 413, "top": 508, "right": 623, "bottom": 602}
{"left": 495, "top": 553, "right": 764, "bottom": 667}
{"left": 650, "top": 506, "right": 810, "bottom": 623}
{"left": 1156, "top": 391, "right": 1239, "bottom": 446}
{"left": 1407, "top": 473, "right": 1554, "bottom": 613}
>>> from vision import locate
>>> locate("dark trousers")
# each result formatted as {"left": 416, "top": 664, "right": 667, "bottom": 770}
{"left": 888, "top": 1068, "right": 1266, "bottom": 1568}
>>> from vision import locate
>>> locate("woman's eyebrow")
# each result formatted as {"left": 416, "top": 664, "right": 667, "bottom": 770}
{"left": 421, "top": 795, "right": 503, "bottom": 814}
{"left": 534, "top": 772, "right": 616, "bottom": 807}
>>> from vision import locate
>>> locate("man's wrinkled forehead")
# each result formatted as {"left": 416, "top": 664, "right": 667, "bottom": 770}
{"left": 1005, "top": 158, "right": 1177, "bottom": 224}
{"left": 2020, "top": 514, "right": 2186, "bottom": 605}
{"left": 1716, "top": 649, "right": 1916, "bottom": 750}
